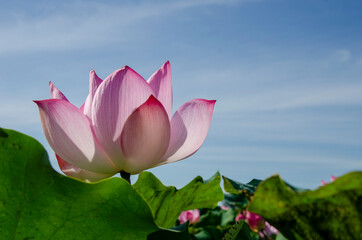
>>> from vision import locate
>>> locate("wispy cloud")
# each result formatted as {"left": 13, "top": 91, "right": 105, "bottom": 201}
{"left": 0, "top": 0, "right": 255, "bottom": 55}
{"left": 334, "top": 49, "right": 351, "bottom": 62}
{"left": 216, "top": 81, "right": 362, "bottom": 113}
{"left": 178, "top": 48, "right": 362, "bottom": 113}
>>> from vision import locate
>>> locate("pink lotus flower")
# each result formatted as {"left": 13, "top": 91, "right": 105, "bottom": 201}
{"left": 235, "top": 212, "right": 246, "bottom": 221}
{"left": 35, "top": 61, "right": 215, "bottom": 182}
{"left": 258, "top": 222, "right": 278, "bottom": 239}
{"left": 321, "top": 175, "right": 338, "bottom": 186}
{"left": 236, "top": 211, "right": 265, "bottom": 232}
{"left": 245, "top": 211, "right": 265, "bottom": 232}
{"left": 178, "top": 209, "right": 200, "bottom": 225}
{"left": 220, "top": 205, "right": 230, "bottom": 211}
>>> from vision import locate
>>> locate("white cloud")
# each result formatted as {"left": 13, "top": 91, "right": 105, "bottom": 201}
{"left": 0, "top": 0, "right": 256, "bottom": 55}
{"left": 334, "top": 49, "right": 351, "bottom": 62}
{"left": 277, "top": 84, "right": 362, "bottom": 109}
{"left": 199, "top": 74, "right": 362, "bottom": 113}
{"left": 179, "top": 50, "right": 362, "bottom": 113}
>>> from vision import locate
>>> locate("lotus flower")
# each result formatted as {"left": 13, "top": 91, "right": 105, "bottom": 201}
{"left": 178, "top": 209, "right": 200, "bottom": 225}
{"left": 35, "top": 61, "right": 215, "bottom": 182}
{"left": 236, "top": 211, "right": 265, "bottom": 232}
{"left": 245, "top": 211, "right": 265, "bottom": 232}
{"left": 321, "top": 175, "right": 338, "bottom": 186}
{"left": 258, "top": 222, "right": 278, "bottom": 239}
{"left": 235, "top": 212, "right": 246, "bottom": 221}
{"left": 220, "top": 205, "right": 230, "bottom": 211}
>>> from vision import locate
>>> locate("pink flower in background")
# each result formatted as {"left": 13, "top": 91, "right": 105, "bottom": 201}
{"left": 330, "top": 175, "right": 338, "bottom": 182}
{"left": 235, "top": 212, "right": 246, "bottom": 221}
{"left": 236, "top": 210, "right": 278, "bottom": 238}
{"left": 258, "top": 222, "right": 279, "bottom": 239}
{"left": 221, "top": 205, "right": 230, "bottom": 211}
{"left": 236, "top": 211, "right": 265, "bottom": 232}
{"left": 35, "top": 61, "right": 215, "bottom": 182}
{"left": 245, "top": 211, "right": 265, "bottom": 232}
{"left": 178, "top": 209, "right": 200, "bottom": 225}
{"left": 321, "top": 175, "right": 338, "bottom": 186}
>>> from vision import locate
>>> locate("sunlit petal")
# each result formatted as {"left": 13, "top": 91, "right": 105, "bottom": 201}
{"left": 120, "top": 96, "right": 170, "bottom": 174}
{"left": 83, "top": 70, "right": 103, "bottom": 119}
{"left": 35, "top": 99, "right": 117, "bottom": 174}
{"left": 49, "top": 81, "right": 69, "bottom": 101}
{"left": 56, "top": 154, "right": 114, "bottom": 182}
{"left": 147, "top": 61, "right": 172, "bottom": 119}
{"left": 161, "top": 99, "right": 216, "bottom": 164}
{"left": 91, "top": 66, "right": 153, "bottom": 169}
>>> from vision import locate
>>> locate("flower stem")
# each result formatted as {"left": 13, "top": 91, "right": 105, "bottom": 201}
{"left": 120, "top": 171, "right": 131, "bottom": 184}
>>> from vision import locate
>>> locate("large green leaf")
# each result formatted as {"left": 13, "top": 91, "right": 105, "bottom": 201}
{"left": 223, "top": 176, "right": 307, "bottom": 196}
{"left": 148, "top": 222, "right": 190, "bottom": 240}
{"left": 223, "top": 176, "right": 261, "bottom": 195}
{"left": 133, "top": 171, "right": 224, "bottom": 229}
{"left": 222, "top": 176, "right": 261, "bottom": 210}
{"left": 248, "top": 172, "right": 362, "bottom": 240}
{"left": 0, "top": 128, "right": 189, "bottom": 240}
{"left": 196, "top": 208, "right": 236, "bottom": 229}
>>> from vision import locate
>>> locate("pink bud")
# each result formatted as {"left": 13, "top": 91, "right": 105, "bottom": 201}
{"left": 245, "top": 211, "right": 265, "bottom": 232}
{"left": 259, "top": 222, "right": 279, "bottom": 239}
{"left": 261, "top": 221, "right": 279, "bottom": 238}
{"left": 321, "top": 175, "right": 338, "bottom": 186}
{"left": 330, "top": 175, "right": 338, "bottom": 182}
{"left": 178, "top": 209, "right": 200, "bottom": 225}
{"left": 221, "top": 205, "right": 230, "bottom": 211}
{"left": 235, "top": 213, "right": 246, "bottom": 221}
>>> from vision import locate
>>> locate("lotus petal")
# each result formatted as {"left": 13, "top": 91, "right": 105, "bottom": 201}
{"left": 56, "top": 154, "right": 113, "bottom": 182}
{"left": 49, "top": 81, "right": 69, "bottom": 101}
{"left": 91, "top": 66, "right": 153, "bottom": 169}
{"left": 147, "top": 61, "right": 172, "bottom": 119}
{"left": 121, "top": 95, "right": 170, "bottom": 174}
{"left": 83, "top": 70, "right": 103, "bottom": 119}
{"left": 161, "top": 99, "right": 216, "bottom": 164}
{"left": 35, "top": 99, "right": 117, "bottom": 174}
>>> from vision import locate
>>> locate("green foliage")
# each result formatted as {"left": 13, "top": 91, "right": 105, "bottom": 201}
{"left": 3, "top": 127, "right": 360, "bottom": 240}
{"left": 188, "top": 207, "right": 256, "bottom": 240}
{"left": 223, "top": 193, "right": 249, "bottom": 209}
{"left": 198, "top": 208, "right": 235, "bottom": 228}
{"left": 133, "top": 171, "right": 224, "bottom": 229}
{"left": 222, "top": 177, "right": 275, "bottom": 240}
{"left": 223, "top": 176, "right": 261, "bottom": 195}
{"left": 192, "top": 207, "right": 236, "bottom": 240}
{"left": 248, "top": 173, "right": 362, "bottom": 240}
{"left": 0, "top": 128, "right": 191, "bottom": 240}
{"left": 222, "top": 176, "right": 261, "bottom": 210}
{"left": 222, "top": 220, "right": 256, "bottom": 240}
{"left": 147, "top": 222, "right": 191, "bottom": 240}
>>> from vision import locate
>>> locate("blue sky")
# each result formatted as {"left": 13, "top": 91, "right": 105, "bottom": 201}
{"left": 1, "top": 0, "right": 362, "bottom": 188}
